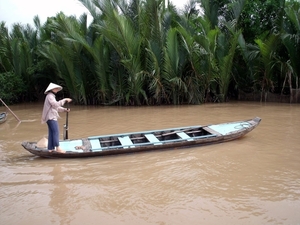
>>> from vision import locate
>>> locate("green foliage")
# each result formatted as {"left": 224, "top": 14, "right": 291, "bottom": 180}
{"left": 0, "top": 72, "right": 26, "bottom": 103}
{"left": 282, "top": 1, "right": 300, "bottom": 86}
{"left": 239, "top": 0, "right": 285, "bottom": 43}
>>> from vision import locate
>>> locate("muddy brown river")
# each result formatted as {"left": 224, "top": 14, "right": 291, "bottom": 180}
{"left": 0, "top": 102, "right": 299, "bottom": 225}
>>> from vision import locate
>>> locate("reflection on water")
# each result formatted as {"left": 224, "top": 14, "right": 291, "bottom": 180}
{"left": 49, "top": 164, "right": 71, "bottom": 225}
{"left": 1, "top": 102, "right": 300, "bottom": 225}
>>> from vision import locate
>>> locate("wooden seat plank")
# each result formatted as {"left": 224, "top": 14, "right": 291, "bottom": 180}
{"left": 90, "top": 139, "right": 101, "bottom": 149}
{"left": 118, "top": 136, "right": 135, "bottom": 148}
{"left": 145, "top": 134, "right": 162, "bottom": 145}
{"left": 177, "top": 132, "right": 194, "bottom": 141}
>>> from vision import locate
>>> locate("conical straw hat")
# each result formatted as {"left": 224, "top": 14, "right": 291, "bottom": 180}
{"left": 44, "top": 83, "right": 63, "bottom": 94}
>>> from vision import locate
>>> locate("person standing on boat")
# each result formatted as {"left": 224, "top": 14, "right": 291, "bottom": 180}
{"left": 42, "top": 83, "right": 72, "bottom": 153}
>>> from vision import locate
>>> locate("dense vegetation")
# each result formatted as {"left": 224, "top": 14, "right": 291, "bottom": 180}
{"left": 0, "top": 0, "right": 299, "bottom": 105}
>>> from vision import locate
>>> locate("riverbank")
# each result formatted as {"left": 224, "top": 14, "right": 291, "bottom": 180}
{"left": 238, "top": 90, "right": 300, "bottom": 103}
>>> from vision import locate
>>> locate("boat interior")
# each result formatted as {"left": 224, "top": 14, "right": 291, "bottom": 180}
{"left": 89, "top": 127, "right": 214, "bottom": 150}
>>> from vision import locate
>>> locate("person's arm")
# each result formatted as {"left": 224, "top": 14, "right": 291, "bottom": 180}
{"left": 57, "top": 98, "right": 72, "bottom": 112}
{"left": 62, "top": 98, "right": 72, "bottom": 105}
{"left": 48, "top": 94, "right": 65, "bottom": 112}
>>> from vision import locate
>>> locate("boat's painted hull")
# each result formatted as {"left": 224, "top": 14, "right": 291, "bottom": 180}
{"left": 0, "top": 112, "right": 7, "bottom": 124}
{"left": 22, "top": 117, "right": 261, "bottom": 158}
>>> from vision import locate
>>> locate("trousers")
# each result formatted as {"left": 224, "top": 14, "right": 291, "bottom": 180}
{"left": 46, "top": 120, "right": 60, "bottom": 150}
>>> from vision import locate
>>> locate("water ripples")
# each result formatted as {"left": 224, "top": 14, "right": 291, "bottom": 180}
{"left": 1, "top": 103, "right": 300, "bottom": 224}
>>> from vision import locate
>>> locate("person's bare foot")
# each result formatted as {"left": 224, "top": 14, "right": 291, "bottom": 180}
{"left": 56, "top": 147, "right": 66, "bottom": 153}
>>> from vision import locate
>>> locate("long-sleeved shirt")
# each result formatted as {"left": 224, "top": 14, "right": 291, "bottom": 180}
{"left": 41, "top": 92, "right": 67, "bottom": 123}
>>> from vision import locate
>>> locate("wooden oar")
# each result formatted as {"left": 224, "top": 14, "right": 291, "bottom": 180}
{"left": 63, "top": 104, "right": 69, "bottom": 140}
{"left": 0, "top": 98, "right": 21, "bottom": 122}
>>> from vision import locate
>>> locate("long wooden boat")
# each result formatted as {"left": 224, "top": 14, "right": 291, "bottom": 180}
{"left": 0, "top": 112, "right": 7, "bottom": 124}
{"left": 22, "top": 117, "right": 261, "bottom": 158}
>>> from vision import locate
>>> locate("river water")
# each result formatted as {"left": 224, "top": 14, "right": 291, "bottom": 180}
{"left": 0, "top": 102, "right": 299, "bottom": 225}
